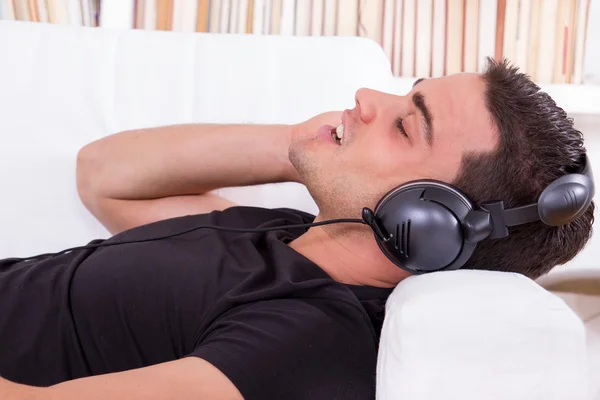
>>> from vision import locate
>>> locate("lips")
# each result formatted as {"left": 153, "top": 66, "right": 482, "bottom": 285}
{"left": 316, "top": 124, "right": 337, "bottom": 144}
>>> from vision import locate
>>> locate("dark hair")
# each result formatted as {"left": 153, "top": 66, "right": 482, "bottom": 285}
{"left": 452, "top": 58, "right": 595, "bottom": 279}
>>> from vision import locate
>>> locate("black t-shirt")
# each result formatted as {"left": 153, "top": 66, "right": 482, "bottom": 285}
{"left": 0, "top": 206, "right": 392, "bottom": 399}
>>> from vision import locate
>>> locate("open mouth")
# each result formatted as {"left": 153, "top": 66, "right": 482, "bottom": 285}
{"left": 331, "top": 124, "right": 344, "bottom": 145}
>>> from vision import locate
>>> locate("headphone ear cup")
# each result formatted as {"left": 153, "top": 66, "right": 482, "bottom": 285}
{"left": 373, "top": 181, "right": 477, "bottom": 274}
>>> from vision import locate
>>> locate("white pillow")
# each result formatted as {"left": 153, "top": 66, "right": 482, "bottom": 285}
{"left": 376, "top": 270, "right": 590, "bottom": 400}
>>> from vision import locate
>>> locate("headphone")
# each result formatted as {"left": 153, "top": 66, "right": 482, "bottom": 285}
{"left": 8, "top": 154, "right": 595, "bottom": 275}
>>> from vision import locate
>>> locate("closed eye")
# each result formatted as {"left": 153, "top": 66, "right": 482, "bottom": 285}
{"left": 395, "top": 117, "right": 408, "bottom": 138}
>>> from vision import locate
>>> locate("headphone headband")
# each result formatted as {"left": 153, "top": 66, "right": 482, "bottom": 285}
{"left": 491, "top": 153, "right": 595, "bottom": 231}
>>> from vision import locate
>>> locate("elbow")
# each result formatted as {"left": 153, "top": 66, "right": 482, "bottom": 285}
{"left": 76, "top": 141, "right": 105, "bottom": 213}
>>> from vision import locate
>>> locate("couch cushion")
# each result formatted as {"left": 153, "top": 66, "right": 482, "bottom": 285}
{"left": 377, "top": 270, "right": 590, "bottom": 400}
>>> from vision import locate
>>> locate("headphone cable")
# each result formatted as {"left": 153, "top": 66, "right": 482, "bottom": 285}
{"left": 7, "top": 218, "right": 366, "bottom": 262}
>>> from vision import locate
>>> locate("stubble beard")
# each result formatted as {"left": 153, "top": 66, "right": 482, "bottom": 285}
{"left": 289, "top": 144, "right": 375, "bottom": 239}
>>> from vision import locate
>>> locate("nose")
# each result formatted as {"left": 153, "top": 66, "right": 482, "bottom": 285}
{"left": 355, "top": 88, "right": 396, "bottom": 125}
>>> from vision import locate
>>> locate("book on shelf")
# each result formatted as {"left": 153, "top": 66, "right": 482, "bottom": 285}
{"left": 1, "top": 0, "right": 596, "bottom": 85}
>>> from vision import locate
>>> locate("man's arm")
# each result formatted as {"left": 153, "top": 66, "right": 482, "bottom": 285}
{"left": 76, "top": 123, "right": 294, "bottom": 235}
{"left": 0, "top": 377, "right": 42, "bottom": 400}
{"left": 76, "top": 112, "right": 340, "bottom": 235}
{"left": 0, "top": 358, "right": 243, "bottom": 400}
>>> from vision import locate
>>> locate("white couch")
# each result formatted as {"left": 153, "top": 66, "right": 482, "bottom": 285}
{"left": 0, "top": 20, "right": 592, "bottom": 399}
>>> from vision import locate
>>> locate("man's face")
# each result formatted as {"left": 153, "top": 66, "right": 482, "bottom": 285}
{"left": 289, "top": 73, "right": 498, "bottom": 220}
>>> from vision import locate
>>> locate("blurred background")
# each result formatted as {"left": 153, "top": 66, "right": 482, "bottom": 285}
{"left": 1, "top": 0, "right": 598, "bottom": 86}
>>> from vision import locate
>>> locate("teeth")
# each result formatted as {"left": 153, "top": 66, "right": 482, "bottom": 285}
{"left": 330, "top": 124, "right": 345, "bottom": 145}
{"left": 336, "top": 124, "right": 344, "bottom": 139}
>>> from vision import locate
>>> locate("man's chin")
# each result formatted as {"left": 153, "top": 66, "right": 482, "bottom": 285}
{"left": 289, "top": 140, "right": 316, "bottom": 173}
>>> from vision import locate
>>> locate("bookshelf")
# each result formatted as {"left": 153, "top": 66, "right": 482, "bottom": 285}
{"left": 1, "top": 0, "right": 599, "bottom": 116}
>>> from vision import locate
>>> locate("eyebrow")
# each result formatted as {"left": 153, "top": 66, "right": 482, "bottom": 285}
{"left": 411, "top": 79, "right": 433, "bottom": 147}
{"left": 412, "top": 78, "right": 425, "bottom": 88}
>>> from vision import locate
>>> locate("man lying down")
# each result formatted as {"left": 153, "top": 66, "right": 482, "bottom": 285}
{"left": 0, "top": 59, "right": 595, "bottom": 400}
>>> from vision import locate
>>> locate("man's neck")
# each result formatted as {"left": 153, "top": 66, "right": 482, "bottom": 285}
{"left": 288, "top": 217, "right": 410, "bottom": 288}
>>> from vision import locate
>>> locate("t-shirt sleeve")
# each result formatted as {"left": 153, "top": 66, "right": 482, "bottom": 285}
{"left": 188, "top": 298, "right": 378, "bottom": 400}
